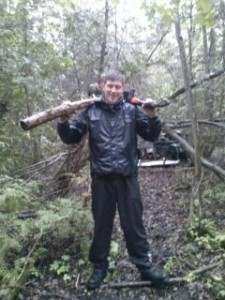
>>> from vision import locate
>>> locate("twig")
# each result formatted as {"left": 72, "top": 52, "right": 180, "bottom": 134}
{"left": 105, "top": 261, "right": 222, "bottom": 288}
{"left": 15, "top": 235, "right": 41, "bottom": 285}
{"left": 35, "top": 291, "right": 78, "bottom": 299}
{"left": 176, "top": 254, "right": 196, "bottom": 270}
{"left": 75, "top": 273, "right": 80, "bottom": 289}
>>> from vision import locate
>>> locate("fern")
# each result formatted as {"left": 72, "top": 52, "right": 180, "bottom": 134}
{"left": 0, "top": 175, "right": 93, "bottom": 299}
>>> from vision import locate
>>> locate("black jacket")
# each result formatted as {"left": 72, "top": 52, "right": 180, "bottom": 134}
{"left": 57, "top": 99, "right": 161, "bottom": 177}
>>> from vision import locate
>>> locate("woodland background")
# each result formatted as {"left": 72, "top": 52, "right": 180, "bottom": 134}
{"left": 1, "top": 0, "right": 225, "bottom": 299}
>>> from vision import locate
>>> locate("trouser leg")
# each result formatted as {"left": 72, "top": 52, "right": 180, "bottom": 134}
{"left": 89, "top": 178, "right": 116, "bottom": 270}
{"left": 117, "top": 176, "right": 152, "bottom": 270}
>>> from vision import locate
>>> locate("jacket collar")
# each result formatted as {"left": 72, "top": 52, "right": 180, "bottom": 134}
{"left": 100, "top": 96, "right": 124, "bottom": 111}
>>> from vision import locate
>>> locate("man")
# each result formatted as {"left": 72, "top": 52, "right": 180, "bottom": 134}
{"left": 57, "top": 70, "right": 168, "bottom": 289}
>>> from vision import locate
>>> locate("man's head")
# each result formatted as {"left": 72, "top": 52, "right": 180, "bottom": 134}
{"left": 100, "top": 70, "right": 125, "bottom": 104}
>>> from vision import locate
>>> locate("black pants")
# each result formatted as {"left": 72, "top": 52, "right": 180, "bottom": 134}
{"left": 89, "top": 176, "right": 152, "bottom": 271}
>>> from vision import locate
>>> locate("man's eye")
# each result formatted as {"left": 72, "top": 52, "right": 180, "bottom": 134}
{"left": 115, "top": 85, "right": 121, "bottom": 89}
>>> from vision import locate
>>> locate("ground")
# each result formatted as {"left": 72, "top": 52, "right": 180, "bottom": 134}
{"left": 20, "top": 167, "right": 224, "bottom": 300}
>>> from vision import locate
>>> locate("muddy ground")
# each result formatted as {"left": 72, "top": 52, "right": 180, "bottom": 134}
{"left": 20, "top": 167, "right": 224, "bottom": 300}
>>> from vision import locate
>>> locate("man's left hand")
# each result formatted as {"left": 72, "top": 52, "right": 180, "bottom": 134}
{"left": 143, "top": 99, "right": 158, "bottom": 117}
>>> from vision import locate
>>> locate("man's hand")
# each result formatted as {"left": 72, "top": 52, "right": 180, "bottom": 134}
{"left": 143, "top": 98, "right": 158, "bottom": 117}
{"left": 58, "top": 101, "right": 73, "bottom": 123}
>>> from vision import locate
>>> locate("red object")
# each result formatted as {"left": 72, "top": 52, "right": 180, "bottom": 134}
{"left": 130, "top": 97, "right": 142, "bottom": 104}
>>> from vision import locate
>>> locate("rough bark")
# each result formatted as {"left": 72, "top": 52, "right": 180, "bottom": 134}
{"left": 20, "top": 98, "right": 98, "bottom": 130}
{"left": 20, "top": 98, "right": 169, "bottom": 131}
{"left": 175, "top": 15, "right": 202, "bottom": 219}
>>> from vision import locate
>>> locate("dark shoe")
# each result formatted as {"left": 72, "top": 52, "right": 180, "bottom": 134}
{"left": 86, "top": 269, "right": 107, "bottom": 290}
{"left": 140, "top": 266, "right": 169, "bottom": 285}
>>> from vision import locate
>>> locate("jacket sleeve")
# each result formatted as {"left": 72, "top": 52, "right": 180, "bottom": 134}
{"left": 135, "top": 106, "right": 161, "bottom": 142}
{"left": 57, "top": 108, "right": 88, "bottom": 144}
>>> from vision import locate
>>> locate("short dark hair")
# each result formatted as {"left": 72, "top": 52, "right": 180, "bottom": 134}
{"left": 100, "top": 70, "right": 125, "bottom": 85}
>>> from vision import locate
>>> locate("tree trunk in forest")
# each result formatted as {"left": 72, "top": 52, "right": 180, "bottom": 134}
{"left": 22, "top": 1, "right": 41, "bottom": 163}
{"left": 219, "top": 1, "right": 225, "bottom": 117}
{"left": 203, "top": 27, "right": 216, "bottom": 119}
{"left": 203, "top": 26, "right": 211, "bottom": 118}
{"left": 175, "top": 14, "right": 203, "bottom": 222}
{"left": 188, "top": 0, "right": 194, "bottom": 79}
{"left": 98, "top": 0, "right": 109, "bottom": 81}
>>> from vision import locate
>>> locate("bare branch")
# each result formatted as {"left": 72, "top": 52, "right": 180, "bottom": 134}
{"left": 168, "top": 68, "right": 225, "bottom": 100}
{"left": 106, "top": 261, "right": 222, "bottom": 288}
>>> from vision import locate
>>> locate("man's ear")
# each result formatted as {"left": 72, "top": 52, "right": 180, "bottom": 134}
{"left": 123, "top": 91, "right": 129, "bottom": 101}
{"left": 123, "top": 89, "right": 136, "bottom": 102}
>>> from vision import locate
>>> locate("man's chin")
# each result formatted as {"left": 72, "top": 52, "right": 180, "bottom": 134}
{"left": 105, "top": 98, "right": 120, "bottom": 104}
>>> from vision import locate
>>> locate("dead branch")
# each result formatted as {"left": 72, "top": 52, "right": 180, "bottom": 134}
{"left": 146, "top": 30, "right": 170, "bottom": 65}
{"left": 167, "top": 68, "right": 225, "bottom": 100}
{"left": 166, "top": 120, "right": 225, "bottom": 130}
{"left": 163, "top": 125, "right": 225, "bottom": 180}
{"left": 20, "top": 97, "right": 98, "bottom": 130}
{"left": 106, "top": 261, "right": 222, "bottom": 288}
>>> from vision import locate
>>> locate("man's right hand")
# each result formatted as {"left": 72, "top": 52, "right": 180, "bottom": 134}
{"left": 58, "top": 101, "right": 73, "bottom": 123}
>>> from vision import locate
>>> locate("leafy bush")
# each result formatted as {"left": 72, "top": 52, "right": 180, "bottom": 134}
{"left": 0, "top": 175, "right": 93, "bottom": 299}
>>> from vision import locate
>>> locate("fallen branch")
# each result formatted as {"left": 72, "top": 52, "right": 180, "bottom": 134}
{"left": 106, "top": 261, "right": 222, "bottom": 288}
{"left": 168, "top": 68, "right": 225, "bottom": 100}
{"left": 166, "top": 120, "right": 225, "bottom": 130}
{"left": 162, "top": 125, "right": 225, "bottom": 180}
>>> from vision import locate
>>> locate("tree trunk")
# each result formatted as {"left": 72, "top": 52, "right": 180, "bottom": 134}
{"left": 175, "top": 14, "right": 203, "bottom": 222}
{"left": 98, "top": 0, "right": 109, "bottom": 81}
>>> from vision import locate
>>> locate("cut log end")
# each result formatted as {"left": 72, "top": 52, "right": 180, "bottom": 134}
{"left": 20, "top": 120, "right": 30, "bottom": 131}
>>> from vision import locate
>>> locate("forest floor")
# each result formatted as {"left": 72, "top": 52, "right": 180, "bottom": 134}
{"left": 20, "top": 166, "right": 225, "bottom": 300}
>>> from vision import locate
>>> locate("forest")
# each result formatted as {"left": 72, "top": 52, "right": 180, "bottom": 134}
{"left": 1, "top": 0, "right": 225, "bottom": 299}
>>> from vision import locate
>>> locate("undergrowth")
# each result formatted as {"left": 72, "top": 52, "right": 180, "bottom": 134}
{"left": 0, "top": 175, "right": 93, "bottom": 299}
{"left": 164, "top": 182, "right": 225, "bottom": 299}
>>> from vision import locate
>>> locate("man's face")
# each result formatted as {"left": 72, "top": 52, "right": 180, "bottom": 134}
{"left": 102, "top": 80, "right": 124, "bottom": 104}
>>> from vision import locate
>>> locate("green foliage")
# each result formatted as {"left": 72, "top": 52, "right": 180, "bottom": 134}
{"left": 204, "top": 183, "right": 225, "bottom": 207}
{"left": 50, "top": 255, "right": 71, "bottom": 281}
{"left": 0, "top": 175, "right": 93, "bottom": 299}
{"left": 143, "top": 1, "right": 178, "bottom": 27}
{"left": 195, "top": 0, "right": 214, "bottom": 27}
{"left": 187, "top": 217, "right": 225, "bottom": 254}
{"left": 163, "top": 256, "right": 180, "bottom": 274}
{"left": 0, "top": 175, "right": 38, "bottom": 212}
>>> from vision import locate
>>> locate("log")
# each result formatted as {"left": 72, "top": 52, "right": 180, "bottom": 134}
{"left": 20, "top": 97, "right": 98, "bottom": 131}
{"left": 20, "top": 97, "right": 169, "bottom": 131}
{"left": 163, "top": 125, "right": 225, "bottom": 180}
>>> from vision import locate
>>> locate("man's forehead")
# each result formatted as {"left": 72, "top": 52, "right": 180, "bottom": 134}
{"left": 105, "top": 80, "right": 124, "bottom": 86}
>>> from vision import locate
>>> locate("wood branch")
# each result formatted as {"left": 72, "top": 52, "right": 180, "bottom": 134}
{"left": 146, "top": 30, "right": 170, "bottom": 65}
{"left": 167, "top": 120, "right": 225, "bottom": 130}
{"left": 20, "top": 97, "right": 98, "bottom": 130}
{"left": 167, "top": 68, "right": 225, "bottom": 100}
{"left": 163, "top": 125, "right": 225, "bottom": 180}
{"left": 106, "top": 261, "right": 222, "bottom": 288}
{"left": 20, "top": 98, "right": 170, "bottom": 131}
